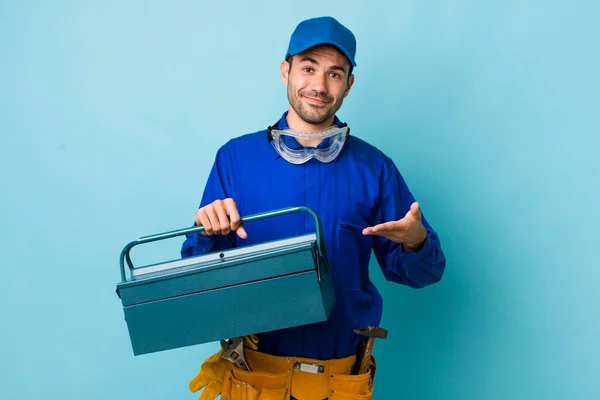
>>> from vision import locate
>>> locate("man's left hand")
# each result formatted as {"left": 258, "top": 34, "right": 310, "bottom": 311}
{"left": 362, "top": 202, "right": 428, "bottom": 252}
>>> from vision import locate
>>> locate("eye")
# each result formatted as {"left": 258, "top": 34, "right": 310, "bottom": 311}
{"left": 303, "top": 67, "right": 314, "bottom": 73}
{"left": 329, "top": 72, "right": 341, "bottom": 79}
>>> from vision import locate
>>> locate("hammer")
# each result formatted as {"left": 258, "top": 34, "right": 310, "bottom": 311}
{"left": 353, "top": 326, "right": 388, "bottom": 374}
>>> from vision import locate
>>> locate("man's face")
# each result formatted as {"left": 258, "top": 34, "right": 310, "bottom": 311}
{"left": 281, "top": 45, "right": 354, "bottom": 126}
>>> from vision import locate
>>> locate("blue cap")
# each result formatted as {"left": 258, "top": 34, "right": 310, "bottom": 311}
{"left": 285, "top": 16, "right": 357, "bottom": 68}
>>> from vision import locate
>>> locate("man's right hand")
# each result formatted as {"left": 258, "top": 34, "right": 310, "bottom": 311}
{"left": 195, "top": 198, "right": 248, "bottom": 239}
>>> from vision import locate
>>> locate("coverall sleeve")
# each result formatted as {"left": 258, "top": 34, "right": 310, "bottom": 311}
{"left": 371, "top": 158, "right": 446, "bottom": 288}
{"left": 180, "top": 147, "right": 237, "bottom": 258}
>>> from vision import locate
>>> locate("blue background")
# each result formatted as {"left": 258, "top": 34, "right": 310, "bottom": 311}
{"left": 1, "top": 1, "right": 598, "bottom": 399}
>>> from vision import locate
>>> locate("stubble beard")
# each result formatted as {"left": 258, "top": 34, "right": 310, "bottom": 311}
{"left": 287, "top": 85, "right": 340, "bottom": 126}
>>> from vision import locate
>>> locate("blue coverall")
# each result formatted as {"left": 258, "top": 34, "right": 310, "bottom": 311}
{"left": 181, "top": 111, "right": 446, "bottom": 360}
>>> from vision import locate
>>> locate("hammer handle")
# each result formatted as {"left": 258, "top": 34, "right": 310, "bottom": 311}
{"left": 359, "top": 337, "right": 375, "bottom": 374}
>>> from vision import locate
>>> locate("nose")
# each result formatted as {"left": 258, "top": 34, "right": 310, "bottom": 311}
{"left": 310, "top": 73, "right": 328, "bottom": 95}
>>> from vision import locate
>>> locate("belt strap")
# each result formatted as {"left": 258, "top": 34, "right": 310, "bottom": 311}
{"left": 244, "top": 348, "right": 356, "bottom": 375}
{"left": 222, "top": 349, "right": 373, "bottom": 400}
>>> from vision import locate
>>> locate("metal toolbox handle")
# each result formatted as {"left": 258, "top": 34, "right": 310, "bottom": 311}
{"left": 119, "top": 206, "right": 329, "bottom": 282}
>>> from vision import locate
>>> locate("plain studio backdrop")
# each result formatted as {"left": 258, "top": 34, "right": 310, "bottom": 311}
{"left": 1, "top": 1, "right": 598, "bottom": 399}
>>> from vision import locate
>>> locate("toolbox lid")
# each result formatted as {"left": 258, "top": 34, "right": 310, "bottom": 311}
{"left": 116, "top": 233, "right": 320, "bottom": 305}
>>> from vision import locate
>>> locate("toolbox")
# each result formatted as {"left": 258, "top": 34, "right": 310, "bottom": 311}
{"left": 116, "top": 206, "right": 335, "bottom": 356}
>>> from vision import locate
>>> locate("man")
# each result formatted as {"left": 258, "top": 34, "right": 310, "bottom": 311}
{"left": 183, "top": 16, "right": 446, "bottom": 400}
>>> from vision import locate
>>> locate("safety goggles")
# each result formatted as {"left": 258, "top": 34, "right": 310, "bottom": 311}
{"left": 269, "top": 125, "right": 349, "bottom": 164}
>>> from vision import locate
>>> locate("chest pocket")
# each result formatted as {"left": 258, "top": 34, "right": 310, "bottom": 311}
{"left": 333, "top": 202, "right": 375, "bottom": 291}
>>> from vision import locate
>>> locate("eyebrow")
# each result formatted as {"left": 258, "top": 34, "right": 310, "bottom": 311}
{"left": 299, "top": 56, "right": 347, "bottom": 74}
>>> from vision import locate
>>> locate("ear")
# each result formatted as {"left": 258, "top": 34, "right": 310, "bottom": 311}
{"left": 280, "top": 60, "right": 290, "bottom": 85}
{"left": 343, "top": 73, "right": 355, "bottom": 98}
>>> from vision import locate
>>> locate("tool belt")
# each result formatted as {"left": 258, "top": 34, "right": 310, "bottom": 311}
{"left": 221, "top": 348, "right": 375, "bottom": 400}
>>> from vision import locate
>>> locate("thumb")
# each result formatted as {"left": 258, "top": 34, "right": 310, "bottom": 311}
{"left": 409, "top": 202, "right": 422, "bottom": 220}
{"left": 236, "top": 225, "right": 248, "bottom": 239}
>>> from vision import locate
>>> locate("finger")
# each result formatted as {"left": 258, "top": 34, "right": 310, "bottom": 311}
{"left": 365, "top": 229, "right": 394, "bottom": 239}
{"left": 409, "top": 202, "right": 422, "bottom": 220}
{"left": 236, "top": 225, "right": 248, "bottom": 239}
{"left": 199, "top": 380, "right": 223, "bottom": 400}
{"left": 213, "top": 200, "right": 231, "bottom": 235}
{"left": 372, "top": 221, "right": 397, "bottom": 233}
{"left": 363, "top": 221, "right": 397, "bottom": 236}
{"left": 224, "top": 198, "right": 247, "bottom": 239}
{"left": 197, "top": 209, "right": 213, "bottom": 235}
{"left": 224, "top": 198, "right": 241, "bottom": 230}
{"left": 205, "top": 205, "right": 222, "bottom": 235}
{"left": 194, "top": 209, "right": 203, "bottom": 229}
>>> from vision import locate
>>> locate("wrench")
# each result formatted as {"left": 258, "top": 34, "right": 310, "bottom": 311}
{"left": 220, "top": 337, "right": 251, "bottom": 371}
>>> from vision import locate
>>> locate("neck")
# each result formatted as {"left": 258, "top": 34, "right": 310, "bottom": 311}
{"left": 285, "top": 108, "right": 336, "bottom": 147}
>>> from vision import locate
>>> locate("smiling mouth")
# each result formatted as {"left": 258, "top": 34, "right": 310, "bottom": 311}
{"left": 303, "top": 96, "right": 330, "bottom": 106}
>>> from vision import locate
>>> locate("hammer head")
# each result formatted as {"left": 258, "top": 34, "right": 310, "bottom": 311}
{"left": 354, "top": 326, "right": 388, "bottom": 339}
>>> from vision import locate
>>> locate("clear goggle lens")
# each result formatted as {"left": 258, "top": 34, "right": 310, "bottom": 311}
{"left": 270, "top": 126, "right": 348, "bottom": 164}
